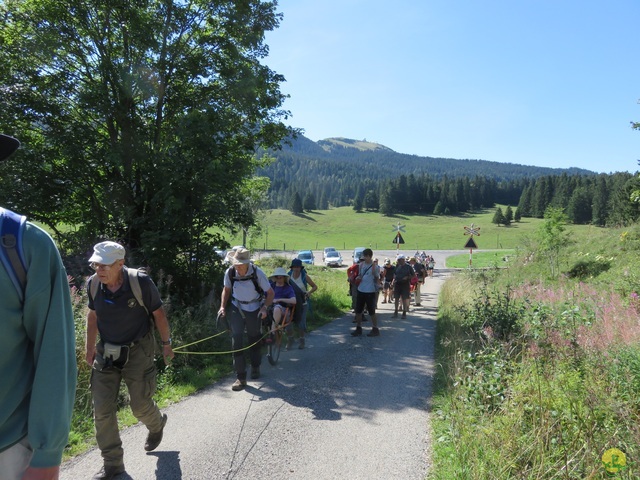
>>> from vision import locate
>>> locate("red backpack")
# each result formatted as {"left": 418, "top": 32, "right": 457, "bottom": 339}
{"left": 347, "top": 263, "right": 359, "bottom": 284}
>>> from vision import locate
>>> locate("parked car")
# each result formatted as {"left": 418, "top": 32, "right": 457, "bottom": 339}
{"left": 297, "top": 250, "right": 315, "bottom": 265}
{"left": 323, "top": 246, "right": 337, "bottom": 260}
{"left": 324, "top": 250, "right": 343, "bottom": 267}
{"left": 352, "top": 247, "right": 366, "bottom": 264}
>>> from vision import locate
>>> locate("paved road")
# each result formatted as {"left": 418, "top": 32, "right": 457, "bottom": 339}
{"left": 62, "top": 264, "right": 453, "bottom": 480}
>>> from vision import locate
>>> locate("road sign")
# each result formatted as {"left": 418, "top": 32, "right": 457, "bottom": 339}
{"left": 392, "top": 223, "right": 406, "bottom": 233}
{"left": 464, "top": 237, "right": 478, "bottom": 249}
{"left": 463, "top": 223, "right": 481, "bottom": 236}
{"left": 393, "top": 233, "right": 405, "bottom": 244}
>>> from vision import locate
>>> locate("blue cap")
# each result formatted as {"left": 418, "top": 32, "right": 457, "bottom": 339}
{"left": 290, "top": 258, "right": 303, "bottom": 268}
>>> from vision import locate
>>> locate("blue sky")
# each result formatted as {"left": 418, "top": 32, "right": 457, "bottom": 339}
{"left": 264, "top": 0, "right": 639, "bottom": 174}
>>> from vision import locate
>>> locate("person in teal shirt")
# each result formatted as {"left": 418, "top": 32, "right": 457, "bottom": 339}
{"left": 0, "top": 134, "right": 77, "bottom": 480}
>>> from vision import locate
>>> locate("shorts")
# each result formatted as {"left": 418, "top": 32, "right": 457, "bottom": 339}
{"left": 394, "top": 282, "right": 411, "bottom": 300}
{"left": 355, "top": 291, "right": 376, "bottom": 315}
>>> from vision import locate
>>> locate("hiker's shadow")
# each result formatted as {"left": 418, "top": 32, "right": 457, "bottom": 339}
{"left": 148, "top": 450, "right": 182, "bottom": 479}
{"left": 247, "top": 382, "right": 341, "bottom": 421}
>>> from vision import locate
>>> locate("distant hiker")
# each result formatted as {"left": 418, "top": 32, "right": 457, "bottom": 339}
{"left": 409, "top": 257, "right": 426, "bottom": 306}
{"left": 392, "top": 255, "right": 415, "bottom": 319}
{"left": 218, "top": 248, "right": 274, "bottom": 391}
{"left": 381, "top": 258, "right": 396, "bottom": 303}
{"left": 0, "top": 134, "right": 77, "bottom": 480}
{"left": 85, "top": 241, "right": 173, "bottom": 480}
{"left": 347, "top": 262, "right": 359, "bottom": 311}
{"left": 427, "top": 255, "right": 435, "bottom": 277}
{"left": 351, "top": 248, "right": 381, "bottom": 337}
{"left": 288, "top": 258, "right": 318, "bottom": 349}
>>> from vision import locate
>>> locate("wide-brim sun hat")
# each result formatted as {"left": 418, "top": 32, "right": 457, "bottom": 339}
{"left": 89, "top": 241, "right": 126, "bottom": 264}
{"left": 269, "top": 267, "right": 289, "bottom": 282}
{"left": 289, "top": 258, "right": 303, "bottom": 268}
{"left": 230, "top": 247, "right": 251, "bottom": 265}
{"left": 0, "top": 134, "right": 20, "bottom": 162}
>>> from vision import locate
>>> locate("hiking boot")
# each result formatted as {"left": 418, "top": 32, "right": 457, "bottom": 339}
{"left": 286, "top": 337, "right": 295, "bottom": 350}
{"left": 367, "top": 327, "right": 380, "bottom": 337}
{"left": 144, "top": 414, "right": 167, "bottom": 452}
{"left": 251, "top": 366, "right": 260, "bottom": 379}
{"left": 392, "top": 311, "right": 398, "bottom": 318}
{"left": 381, "top": 300, "right": 387, "bottom": 304}
{"left": 298, "top": 338, "right": 305, "bottom": 349}
{"left": 231, "top": 378, "right": 247, "bottom": 391}
{"left": 93, "top": 465, "right": 125, "bottom": 480}
{"left": 351, "top": 326, "right": 362, "bottom": 336}
{"left": 401, "top": 312, "right": 407, "bottom": 319}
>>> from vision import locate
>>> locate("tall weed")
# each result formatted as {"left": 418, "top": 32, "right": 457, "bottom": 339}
{"left": 431, "top": 273, "right": 640, "bottom": 479}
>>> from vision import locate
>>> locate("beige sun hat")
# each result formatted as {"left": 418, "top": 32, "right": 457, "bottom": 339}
{"left": 230, "top": 247, "right": 251, "bottom": 265}
{"left": 269, "top": 267, "right": 289, "bottom": 282}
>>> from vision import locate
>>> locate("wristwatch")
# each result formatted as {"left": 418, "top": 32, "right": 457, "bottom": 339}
{"left": 161, "top": 338, "right": 172, "bottom": 346}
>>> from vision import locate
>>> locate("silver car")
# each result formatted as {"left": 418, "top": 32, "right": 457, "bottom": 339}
{"left": 324, "top": 250, "right": 343, "bottom": 267}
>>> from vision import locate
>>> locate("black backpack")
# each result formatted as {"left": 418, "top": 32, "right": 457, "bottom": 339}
{"left": 226, "top": 264, "right": 265, "bottom": 301}
{"left": 288, "top": 280, "right": 307, "bottom": 324}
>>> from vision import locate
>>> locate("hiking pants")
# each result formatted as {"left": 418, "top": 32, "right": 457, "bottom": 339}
{"left": 90, "top": 331, "right": 164, "bottom": 468}
{"left": 229, "top": 306, "right": 262, "bottom": 379}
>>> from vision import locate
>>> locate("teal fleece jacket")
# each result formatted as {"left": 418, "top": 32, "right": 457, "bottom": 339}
{"left": 0, "top": 221, "right": 77, "bottom": 467}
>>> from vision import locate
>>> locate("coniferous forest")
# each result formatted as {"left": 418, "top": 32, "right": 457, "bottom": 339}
{"left": 259, "top": 136, "right": 640, "bottom": 226}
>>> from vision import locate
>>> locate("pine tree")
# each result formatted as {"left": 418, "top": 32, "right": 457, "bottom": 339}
{"left": 303, "top": 193, "right": 316, "bottom": 211}
{"left": 289, "top": 192, "right": 303, "bottom": 214}
{"left": 492, "top": 207, "right": 505, "bottom": 226}
{"left": 504, "top": 205, "right": 513, "bottom": 226}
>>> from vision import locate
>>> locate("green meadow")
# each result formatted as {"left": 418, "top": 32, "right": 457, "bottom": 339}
{"left": 222, "top": 206, "right": 605, "bottom": 256}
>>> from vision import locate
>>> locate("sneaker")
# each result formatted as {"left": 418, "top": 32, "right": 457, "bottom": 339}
{"left": 93, "top": 465, "right": 125, "bottom": 480}
{"left": 251, "top": 366, "right": 260, "bottom": 379}
{"left": 286, "top": 337, "right": 295, "bottom": 350}
{"left": 367, "top": 327, "right": 380, "bottom": 337}
{"left": 231, "top": 379, "right": 247, "bottom": 391}
{"left": 298, "top": 338, "right": 305, "bottom": 349}
{"left": 144, "top": 414, "right": 167, "bottom": 452}
{"left": 351, "top": 326, "right": 362, "bottom": 336}
{"left": 401, "top": 312, "right": 407, "bottom": 319}
{"left": 415, "top": 303, "right": 422, "bottom": 306}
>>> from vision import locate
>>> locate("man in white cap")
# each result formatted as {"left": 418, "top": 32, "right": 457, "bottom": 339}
{"left": 0, "top": 134, "right": 77, "bottom": 480}
{"left": 85, "top": 241, "right": 174, "bottom": 479}
{"left": 218, "top": 247, "right": 274, "bottom": 391}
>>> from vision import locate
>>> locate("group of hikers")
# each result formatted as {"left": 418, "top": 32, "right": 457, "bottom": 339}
{"left": 2, "top": 131, "right": 433, "bottom": 480}
{"left": 347, "top": 249, "right": 434, "bottom": 337}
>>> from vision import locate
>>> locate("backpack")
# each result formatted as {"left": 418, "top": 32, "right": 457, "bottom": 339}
{"left": 88, "top": 267, "right": 149, "bottom": 315}
{"left": 347, "top": 264, "right": 359, "bottom": 284}
{"left": 226, "top": 263, "right": 265, "bottom": 302}
{"left": 288, "top": 267, "right": 308, "bottom": 289}
{"left": 288, "top": 280, "right": 306, "bottom": 324}
{"left": 0, "top": 207, "right": 28, "bottom": 303}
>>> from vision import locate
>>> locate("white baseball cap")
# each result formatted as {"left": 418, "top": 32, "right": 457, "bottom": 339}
{"left": 89, "top": 241, "right": 126, "bottom": 264}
